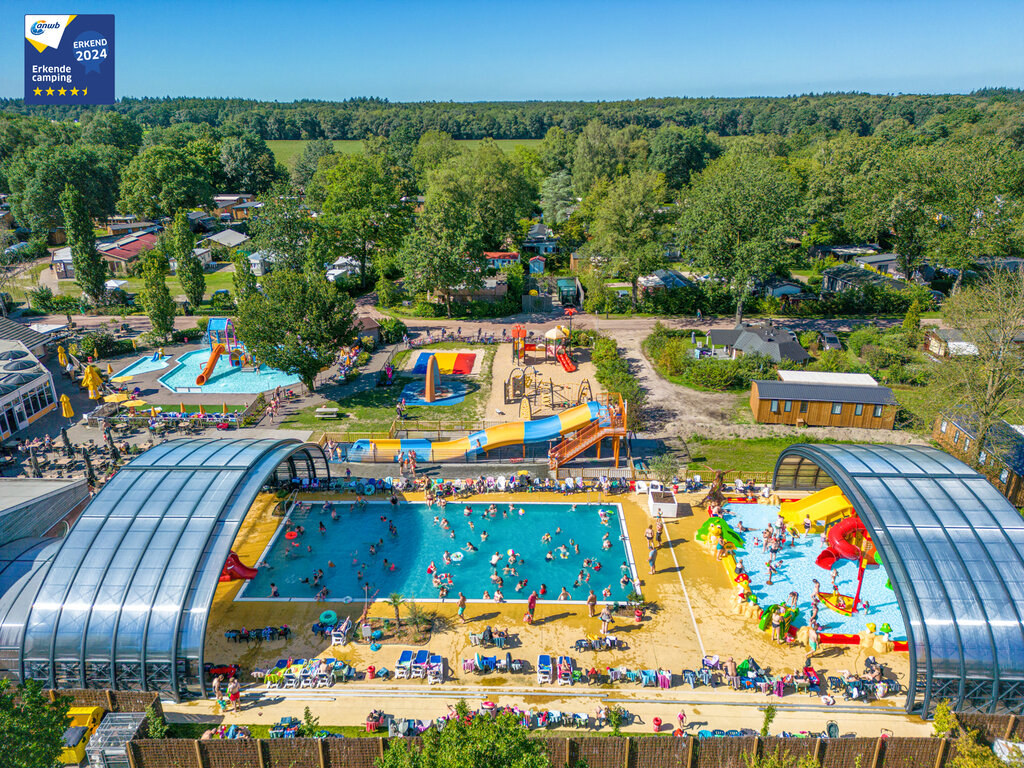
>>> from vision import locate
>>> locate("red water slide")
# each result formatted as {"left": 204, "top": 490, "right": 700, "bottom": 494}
{"left": 816, "top": 516, "right": 867, "bottom": 570}
{"left": 219, "top": 551, "right": 259, "bottom": 582}
{"left": 556, "top": 351, "right": 577, "bottom": 372}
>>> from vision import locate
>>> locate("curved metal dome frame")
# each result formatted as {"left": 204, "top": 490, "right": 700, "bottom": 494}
{"left": 2, "top": 437, "right": 328, "bottom": 700}
{"left": 774, "top": 443, "right": 1024, "bottom": 716}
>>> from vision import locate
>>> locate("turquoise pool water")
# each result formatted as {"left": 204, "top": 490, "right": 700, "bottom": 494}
{"left": 238, "top": 501, "right": 635, "bottom": 603}
{"left": 115, "top": 355, "right": 172, "bottom": 377}
{"left": 723, "top": 503, "right": 906, "bottom": 640}
{"left": 158, "top": 349, "right": 301, "bottom": 393}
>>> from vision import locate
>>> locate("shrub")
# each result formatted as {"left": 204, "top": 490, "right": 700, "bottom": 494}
{"left": 355, "top": 351, "right": 371, "bottom": 367}
{"left": 78, "top": 331, "right": 134, "bottom": 359}
{"left": 687, "top": 359, "right": 739, "bottom": 390}
{"left": 378, "top": 317, "right": 407, "bottom": 344}
{"left": 798, "top": 330, "right": 819, "bottom": 350}
{"left": 195, "top": 316, "right": 209, "bottom": 334}
{"left": 847, "top": 326, "right": 882, "bottom": 356}
{"left": 50, "top": 295, "right": 84, "bottom": 316}
{"left": 412, "top": 300, "right": 439, "bottom": 317}
{"left": 210, "top": 290, "right": 235, "bottom": 311}
{"left": 170, "top": 326, "right": 205, "bottom": 344}
{"left": 28, "top": 286, "right": 54, "bottom": 312}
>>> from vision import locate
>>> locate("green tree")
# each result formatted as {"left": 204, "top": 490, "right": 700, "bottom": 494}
{"left": 170, "top": 211, "right": 205, "bottom": 309}
{"left": 80, "top": 111, "right": 144, "bottom": 156}
{"left": 248, "top": 183, "right": 318, "bottom": 271}
{"left": 0, "top": 679, "right": 71, "bottom": 768}
{"left": 118, "top": 145, "right": 215, "bottom": 219}
{"left": 139, "top": 252, "right": 176, "bottom": 341}
{"left": 232, "top": 252, "right": 258, "bottom": 302}
{"left": 219, "top": 133, "right": 284, "bottom": 193}
{"left": 144, "top": 703, "right": 168, "bottom": 739}
{"left": 6, "top": 143, "right": 120, "bottom": 235}
{"left": 426, "top": 140, "right": 536, "bottom": 252}
{"left": 649, "top": 125, "right": 722, "bottom": 190}
{"left": 235, "top": 269, "right": 356, "bottom": 392}
{"left": 540, "top": 170, "right": 575, "bottom": 225}
{"left": 386, "top": 593, "right": 405, "bottom": 627}
{"left": 314, "top": 153, "right": 413, "bottom": 285}
{"left": 902, "top": 298, "right": 922, "bottom": 340}
{"left": 59, "top": 184, "right": 107, "bottom": 302}
{"left": 410, "top": 130, "right": 463, "bottom": 187}
{"left": 588, "top": 170, "right": 672, "bottom": 308}
{"left": 931, "top": 699, "right": 957, "bottom": 738}
{"left": 678, "top": 154, "right": 802, "bottom": 322}
{"left": 377, "top": 700, "right": 549, "bottom": 768}
{"left": 948, "top": 728, "right": 1015, "bottom": 768}
{"left": 401, "top": 192, "right": 484, "bottom": 317}
{"left": 291, "top": 138, "right": 336, "bottom": 189}
{"left": 537, "top": 125, "right": 576, "bottom": 174}
{"left": 936, "top": 269, "right": 1024, "bottom": 465}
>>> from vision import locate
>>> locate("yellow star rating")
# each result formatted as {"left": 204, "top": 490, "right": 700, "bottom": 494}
{"left": 45, "top": 87, "right": 54, "bottom": 96}
{"left": 33, "top": 88, "right": 41, "bottom": 96}
{"left": 82, "top": 88, "right": 87, "bottom": 96}
{"left": 58, "top": 87, "right": 67, "bottom": 96}
{"left": 70, "top": 88, "right": 78, "bottom": 95}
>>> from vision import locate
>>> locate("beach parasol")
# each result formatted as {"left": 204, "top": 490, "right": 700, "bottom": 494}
{"left": 150, "top": 407, "right": 162, "bottom": 417}
{"left": 56, "top": 345, "right": 68, "bottom": 368}
{"left": 106, "top": 363, "right": 114, "bottom": 376}
{"left": 59, "top": 394, "right": 74, "bottom": 421}
{"left": 61, "top": 426, "right": 72, "bottom": 457}
{"left": 103, "top": 393, "right": 129, "bottom": 403}
{"left": 131, "top": 338, "right": 137, "bottom": 350}
{"left": 111, "top": 375, "right": 135, "bottom": 384}
{"left": 28, "top": 447, "right": 41, "bottom": 478}
{"left": 81, "top": 365, "right": 103, "bottom": 397}
{"left": 199, "top": 404, "right": 205, "bottom": 416}
{"left": 222, "top": 403, "right": 228, "bottom": 414}
{"left": 82, "top": 448, "right": 97, "bottom": 486}
{"left": 544, "top": 326, "right": 569, "bottom": 340}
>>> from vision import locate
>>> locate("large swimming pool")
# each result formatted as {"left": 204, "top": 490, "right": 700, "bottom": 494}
{"left": 158, "top": 349, "right": 301, "bottom": 393}
{"left": 723, "top": 503, "right": 906, "bottom": 640}
{"left": 238, "top": 501, "right": 636, "bottom": 603}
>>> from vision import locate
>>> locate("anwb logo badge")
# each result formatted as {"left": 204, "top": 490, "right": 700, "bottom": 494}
{"left": 24, "top": 14, "right": 114, "bottom": 105}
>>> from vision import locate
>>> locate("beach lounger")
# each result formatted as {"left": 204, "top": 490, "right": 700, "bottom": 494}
{"left": 640, "top": 669, "right": 657, "bottom": 687}
{"left": 826, "top": 721, "right": 840, "bottom": 739}
{"left": 557, "top": 656, "right": 573, "bottom": 686}
{"left": 316, "top": 662, "right": 335, "bottom": 688}
{"left": 395, "top": 650, "right": 413, "bottom": 679}
{"left": 697, "top": 729, "right": 714, "bottom": 739}
{"left": 411, "top": 650, "right": 429, "bottom": 678}
{"left": 282, "top": 672, "right": 299, "bottom": 688}
{"left": 697, "top": 667, "right": 715, "bottom": 687}
{"left": 427, "top": 655, "right": 444, "bottom": 684}
{"left": 537, "top": 654, "right": 552, "bottom": 684}
{"left": 682, "top": 669, "right": 698, "bottom": 688}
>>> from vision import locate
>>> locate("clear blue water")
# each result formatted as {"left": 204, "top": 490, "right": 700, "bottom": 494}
{"left": 239, "top": 501, "right": 635, "bottom": 603}
{"left": 115, "top": 355, "right": 172, "bottom": 377}
{"left": 723, "top": 503, "right": 906, "bottom": 640}
{"left": 158, "top": 349, "right": 301, "bottom": 393}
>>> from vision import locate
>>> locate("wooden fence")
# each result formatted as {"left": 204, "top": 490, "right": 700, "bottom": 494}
{"left": 48, "top": 688, "right": 162, "bottom": 717}
{"left": 124, "top": 728, "right": 1016, "bottom": 768}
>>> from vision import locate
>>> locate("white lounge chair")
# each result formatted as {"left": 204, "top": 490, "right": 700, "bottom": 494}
{"left": 411, "top": 650, "right": 429, "bottom": 678}
{"left": 395, "top": 650, "right": 413, "bottom": 679}
{"left": 427, "top": 655, "right": 444, "bottom": 684}
{"left": 537, "top": 654, "right": 552, "bottom": 684}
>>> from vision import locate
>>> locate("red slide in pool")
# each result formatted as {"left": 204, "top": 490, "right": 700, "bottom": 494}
{"left": 556, "top": 351, "right": 577, "bottom": 373}
{"left": 220, "top": 551, "right": 258, "bottom": 582}
{"left": 816, "top": 516, "right": 867, "bottom": 569}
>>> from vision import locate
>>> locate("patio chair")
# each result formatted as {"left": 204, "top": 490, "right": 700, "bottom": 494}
{"left": 395, "top": 650, "right": 413, "bottom": 679}
{"left": 682, "top": 669, "right": 698, "bottom": 688}
{"left": 411, "top": 650, "right": 429, "bottom": 678}
{"left": 427, "top": 655, "right": 444, "bottom": 685}
{"left": 697, "top": 667, "right": 714, "bottom": 686}
{"left": 537, "top": 654, "right": 552, "bottom": 684}
{"left": 574, "top": 713, "right": 589, "bottom": 729}
{"left": 826, "top": 721, "right": 840, "bottom": 739}
{"left": 697, "top": 729, "right": 714, "bottom": 739}
{"left": 640, "top": 669, "right": 657, "bottom": 687}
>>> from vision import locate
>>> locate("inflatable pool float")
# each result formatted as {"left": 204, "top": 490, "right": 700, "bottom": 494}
{"left": 319, "top": 610, "right": 338, "bottom": 626}
{"left": 343, "top": 596, "right": 352, "bottom": 604}
{"left": 818, "top": 590, "right": 856, "bottom": 616}
{"left": 451, "top": 552, "right": 464, "bottom": 562}
{"left": 285, "top": 531, "right": 297, "bottom": 540}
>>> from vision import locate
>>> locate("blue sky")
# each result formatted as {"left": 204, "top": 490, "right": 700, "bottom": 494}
{"left": 3, "top": 0, "right": 1023, "bottom": 101}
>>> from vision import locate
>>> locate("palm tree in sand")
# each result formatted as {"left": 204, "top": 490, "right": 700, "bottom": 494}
{"left": 386, "top": 593, "right": 405, "bottom": 627}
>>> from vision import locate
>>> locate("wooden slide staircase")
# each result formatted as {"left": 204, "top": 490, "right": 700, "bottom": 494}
{"left": 548, "top": 394, "right": 628, "bottom": 470}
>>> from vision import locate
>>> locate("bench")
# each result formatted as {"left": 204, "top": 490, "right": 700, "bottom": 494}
{"left": 314, "top": 408, "right": 340, "bottom": 420}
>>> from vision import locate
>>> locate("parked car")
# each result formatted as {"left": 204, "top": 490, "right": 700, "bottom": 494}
{"left": 819, "top": 331, "right": 842, "bottom": 351}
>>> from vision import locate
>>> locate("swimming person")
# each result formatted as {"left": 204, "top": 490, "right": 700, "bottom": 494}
{"left": 463, "top": 542, "right": 478, "bottom": 552}
{"left": 558, "top": 586, "right": 571, "bottom": 600}
{"left": 545, "top": 551, "right": 554, "bottom": 562}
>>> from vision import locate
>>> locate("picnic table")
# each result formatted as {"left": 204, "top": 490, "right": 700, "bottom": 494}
{"left": 315, "top": 407, "right": 340, "bottom": 420}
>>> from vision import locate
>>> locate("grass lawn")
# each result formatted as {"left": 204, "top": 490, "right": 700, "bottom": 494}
{"left": 687, "top": 436, "right": 846, "bottom": 475}
{"left": 10, "top": 261, "right": 49, "bottom": 302}
{"left": 280, "top": 344, "right": 496, "bottom": 432}
{"left": 55, "top": 264, "right": 238, "bottom": 301}
{"left": 267, "top": 139, "right": 543, "bottom": 170}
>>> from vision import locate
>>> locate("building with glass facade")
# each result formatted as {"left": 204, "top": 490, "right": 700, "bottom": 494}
{"left": 0, "top": 340, "right": 56, "bottom": 440}
{"left": 0, "top": 437, "right": 327, "bottom": 700}
{"left": 774, "top": 443, "right": 1024, "bottom": 715}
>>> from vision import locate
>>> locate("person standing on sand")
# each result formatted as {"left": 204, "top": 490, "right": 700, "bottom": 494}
{"left": 587, "top": 589, "right": 597, "bottom": 617}
{"left": 457, "top": 592, "right": 467, "bottom": 623}
{"left": 227, "top": 677, "right": 241, "bottom": 712}
{"left": 648, "top": 546, "right": 657, "bottom": 575}
{"left": 527, "top": 590, "right": 538, "bottom": 622}
{"left": 655, "top": 517, "right": 664, "bottom": 545}
{"left": 599, "top": 604, "right": 612, "bottom": 635}
{"left": 211, "top": 674, "right": 223, "bottom": 701}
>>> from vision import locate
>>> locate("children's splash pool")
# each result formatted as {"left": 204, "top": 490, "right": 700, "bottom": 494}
{"left": 114, "top": 354, "right": 172, "bottom": 377}
{"left": 723, "top": 503, "right": 906, "bottom": 640}
{"left": 238, "top": 501, "right": 637, "bottom": 603}
{"left": 158, "top": 349, "right": 301, "bottom": 394}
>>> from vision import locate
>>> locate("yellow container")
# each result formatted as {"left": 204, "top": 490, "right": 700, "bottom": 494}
{"left": 60, "top": 706, "right": 105, "bottom": 764}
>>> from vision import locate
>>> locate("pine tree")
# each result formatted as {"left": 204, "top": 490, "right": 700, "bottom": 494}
{"left": 170, "top": 212, "right": 205, "bottom": 310}
{"left": 59, "top": 184, "right": 107, "bottom": 302}
{"left": 902, "top": 298, "right": 922, "bottom": 341}
{"left": 140, "top": 252, "right": 175, "bottom": 341}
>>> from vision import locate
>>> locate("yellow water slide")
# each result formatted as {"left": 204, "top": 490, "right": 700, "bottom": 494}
{"left": 779, "top": 485, "right": 852, "bottom": 532}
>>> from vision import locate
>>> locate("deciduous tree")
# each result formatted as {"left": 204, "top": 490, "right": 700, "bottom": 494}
{"left": 540, "top": 170, "right": 575, "bottom": 225}
{"left": 139, "top": 252, "right": 176, "bottom": 341}
{"left": 936, "top": 269, "right": 1024, "bottom": 466}
{"left": 677, "top": 154, "right": 801, "bottom": 322}
{"left": 232, "top": 252, "right": 258, "bottom": 302}
{"left": 169, "top": 211, "right": 204, "bottom": 309}
{"left": 588, "top": 170, "right": 672, "bottom": 307}
{"left": 59, "top": 184, "right": 107, "bottom": 302}
{"left": 248, "top": 184, "right": 317, "bottom": 271}
{"left": 235, "top": 269, "right": 356, "bottom": 392}
{"left": 219, "top": 133, "right": 284, "bottom": 193}
{"left": 118, "top": 145, "right": 214, "bottom": 219}
{"left": 649, "top": 125, "right": 722, "bottom": 190}
{"left": 410, "top": 130, "right": 463, "bottom": 187}
{"left": 291, "top": 138, "right": 335, "bottom": 189}
{"left": 0, "top": 679, "right": 70, "bottom": 768}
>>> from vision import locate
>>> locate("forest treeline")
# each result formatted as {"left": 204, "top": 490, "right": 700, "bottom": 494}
{"left": 3, "top": 90, "right": 1024, "bottom": 141}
